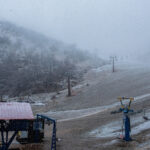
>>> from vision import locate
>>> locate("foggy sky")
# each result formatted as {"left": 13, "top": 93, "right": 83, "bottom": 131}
{"left": 0, "top": 0, "right": 150, "bottom": 57}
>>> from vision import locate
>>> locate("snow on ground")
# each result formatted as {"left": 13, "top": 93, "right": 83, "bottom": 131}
{"left": 31, "top": 102, "right": 45, "bottom": 106}
{"left": 94, "top": 139, "right": 119, "bottom": 148}
{"left": 43, "top": 93, "right": 150, "bottom": 122}
{"left": 138, "top": 140, "right": 150, "bottom": 149}
{"left": 43, "top": 105, "right": 110, "bottom": 122}
{"left": 91, "top": 64, "right": 111, "bottom": 73}
{"left": 102, "top": 139, "right": 119, "bottom": 146}
{"left": 89, "top": 112, "right": 150, "bottom": 138}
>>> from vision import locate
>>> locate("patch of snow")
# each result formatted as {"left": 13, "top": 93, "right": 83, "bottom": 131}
{"left": 94, "top": 139, "right": 119, "bottom": 148}
{"left": 138, "top": 141, "right": 150, "bottom": 149}
{"left": 135, "top": 93, "right": 150, "bottom": 101}
{"left": 72, "top": 83, "right": 85, "bottom": 90}
{"left": 92, "top": 68, "right": 103, "bottom": 73}
{"left": 89, "top": 120, "right": 122, "bottom": 138}
{"left": 91, "top": 64, "right": 111, "bottom": 73}
{"left": 31, "top": 102, "right": 45, "bottom": 106}
{"left": 44, "top": 106, "right": 110, "bottom": 122}
{"left": 132, "top": 120, "right": 150, "bottom": 135}
{"left": 103, "top": 139, "right": 119, "bottom": 146}
{"left": 89, "top": 114, "right": 150, "bottom": 138}
{"left": 43, "top": 93, "right": 150, "bottom": 122}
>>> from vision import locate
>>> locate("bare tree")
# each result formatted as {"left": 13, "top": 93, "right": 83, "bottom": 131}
{"left": 67, "top": 73, "right": 71, "bottom": 96}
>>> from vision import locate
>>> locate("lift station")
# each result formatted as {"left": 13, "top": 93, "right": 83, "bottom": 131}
{"left": 0, "top": 102, "right": 57, "bottom": 150}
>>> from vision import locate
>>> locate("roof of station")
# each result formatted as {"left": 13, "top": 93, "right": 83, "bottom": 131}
{"left": 0, "top": 102, "right": 34, "bottom": 120}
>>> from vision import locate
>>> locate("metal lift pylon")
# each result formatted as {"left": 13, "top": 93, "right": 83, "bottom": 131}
{"left": 111, "top": 97, "right": 134, "bottom": 141}
{"left": 36, "top": 114, "right": 57, "bottom": 150}
{"left": 118, "top": 97, "right": 134, "bottom": 141}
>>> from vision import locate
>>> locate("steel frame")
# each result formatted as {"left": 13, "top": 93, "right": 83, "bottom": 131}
{"left": 0, "top": 120, "right": 31, "bottom": 150}
{"left": 36, "top": 114, "right": 57, "bottom": 150}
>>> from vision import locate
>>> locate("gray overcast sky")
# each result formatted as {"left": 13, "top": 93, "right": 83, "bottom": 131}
{"left": 0, "top": 0, "right": 150, "bottom": 56}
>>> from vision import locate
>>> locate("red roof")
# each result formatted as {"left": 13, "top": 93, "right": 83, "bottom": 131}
{"left": 0, "top": 102, "right": 34, "bottom": 120}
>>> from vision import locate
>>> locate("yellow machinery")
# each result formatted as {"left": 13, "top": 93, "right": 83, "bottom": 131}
{"left": 118, "top": 97, "right": 134, "bottom": 110}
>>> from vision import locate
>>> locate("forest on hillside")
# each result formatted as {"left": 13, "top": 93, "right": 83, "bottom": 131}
{"left": 0, "top": 21, "right": 105, "bottom": 97}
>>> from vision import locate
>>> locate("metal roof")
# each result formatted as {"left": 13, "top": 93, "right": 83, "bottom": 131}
{"left": 0, "top": 102, "right": 34, "bottom": 120}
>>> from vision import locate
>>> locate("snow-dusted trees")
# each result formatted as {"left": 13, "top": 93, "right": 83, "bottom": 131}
{"left": 0, "top": 47, "right": 78, "bottom": 97}
{"left": 0, "top": 21, "right": 104, "bottom": 97}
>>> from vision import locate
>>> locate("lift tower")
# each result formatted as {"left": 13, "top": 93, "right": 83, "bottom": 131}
{"left": 118, "top": 97, "right": 134, "bottom": 141}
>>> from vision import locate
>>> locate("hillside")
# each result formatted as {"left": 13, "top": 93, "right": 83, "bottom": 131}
{"left": 0, "top": 21, "right": 105, "bottom": 97}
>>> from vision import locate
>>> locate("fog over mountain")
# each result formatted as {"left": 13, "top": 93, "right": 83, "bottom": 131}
{"left": 0, "top": 21, "right": 104, "bottom": 97}
{"left": 0, "top": 0, "right": 150, "bottom": 97}
{"left": 1, "top": 0, "right": 150, "bottom": 58}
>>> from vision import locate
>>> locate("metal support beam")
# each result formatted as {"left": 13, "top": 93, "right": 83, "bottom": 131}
{"left": 0, "top": 120, "right": 32, "bottom": 150}
{"left": 37, "top": 114, "right": 57, "bottom": 150}
{"left": 0, "top": 131, "right": 18, "bottom": 150}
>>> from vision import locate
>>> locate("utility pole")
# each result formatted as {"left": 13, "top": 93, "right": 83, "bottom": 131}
{"left": 110, "top": 56, "right": 117, "bottom": 73}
